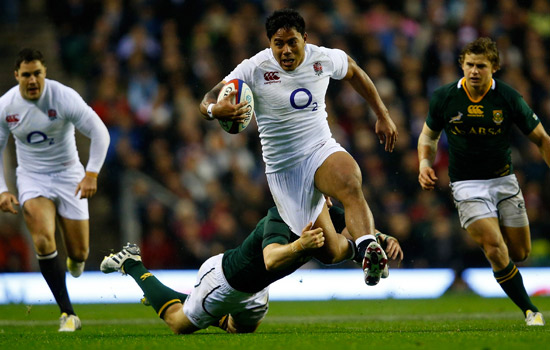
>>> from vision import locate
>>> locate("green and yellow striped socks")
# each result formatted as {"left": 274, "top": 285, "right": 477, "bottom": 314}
{"left": 494, "top": 260, "right": 538, "bottom": 315}
{"left": 123, "top": 259, "right": 188, "bottom": 319}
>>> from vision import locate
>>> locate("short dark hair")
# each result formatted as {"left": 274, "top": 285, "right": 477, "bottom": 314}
{"left": 265, "top": 8, "right": 305, "bottom": 40}
{"left": 458, "top": 37, "right": 500, "bottom": 71}
{"left": 15, "top": 48, "right": 45, "bottom": 71}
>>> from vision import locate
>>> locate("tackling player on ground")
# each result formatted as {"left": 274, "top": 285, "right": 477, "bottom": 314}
{"left": 417, "top": 37, "right": 549, "bottom": 326}
{"left": 199, "top": 8, "right": 398, "bottom": 286}
{"left": 0, "top": 49, "right": 110, "bottom": 331}
{"left": 100, "top": 203, "right": 403, "bottom": 334}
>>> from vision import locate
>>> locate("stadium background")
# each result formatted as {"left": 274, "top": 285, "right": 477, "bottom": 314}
{"left": 0, "top": 0, "right": 549, "bottom": 290}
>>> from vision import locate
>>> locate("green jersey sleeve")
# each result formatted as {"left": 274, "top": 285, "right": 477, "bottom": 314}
{"left": 506, "top": 85, "right": 540, "bottom": 135}
{"left": 426, "top": 82, "right": 455, "bottom": 132}
{"left": 262, "top": 207, "right": 294, "bottom": 249}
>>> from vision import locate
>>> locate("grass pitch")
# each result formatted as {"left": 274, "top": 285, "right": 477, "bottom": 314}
{"left": 0, "top": 294, "right": 548, "bottom": 350}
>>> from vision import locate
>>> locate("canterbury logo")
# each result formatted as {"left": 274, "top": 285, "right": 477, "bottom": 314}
{"left": 467, "top": 105, "right": 484, "bottom": 116}
{"left": 6, "top": 114, "right": 19, "bottom": 123}
{"left": 264, "top": 72, "right": 280, "bottom": 81}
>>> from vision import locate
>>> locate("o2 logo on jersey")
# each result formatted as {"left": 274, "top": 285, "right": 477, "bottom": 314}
{"left": 27, "top": 131, "right": 55, "bottom": 145}
{"left": 290, "top": 88, "right": 318, "bottom": 111}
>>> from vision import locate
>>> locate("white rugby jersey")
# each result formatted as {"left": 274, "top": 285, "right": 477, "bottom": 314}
{"left": 224, "top": 44, "right": 348, "bottom": 173}
{"left": 0, "top": 79, "right": 110, "bottom": 193}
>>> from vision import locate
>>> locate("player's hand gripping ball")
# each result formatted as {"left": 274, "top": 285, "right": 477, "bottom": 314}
{"left": 217, "top": 79, "right": 254, "bottom": 134}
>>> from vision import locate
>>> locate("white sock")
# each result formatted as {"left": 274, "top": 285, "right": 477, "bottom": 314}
{"left": 355, "top": 234, "right": 376, "bottom": 246}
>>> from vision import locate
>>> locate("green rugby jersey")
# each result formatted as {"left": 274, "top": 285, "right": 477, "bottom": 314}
{"left": 426, "top": 78, "right": 540, "bottom": 182}
{"left": 222, "top": 206, "right": 346, "bottom": 293}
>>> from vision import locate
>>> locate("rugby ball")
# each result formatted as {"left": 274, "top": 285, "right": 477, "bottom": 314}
{"left": 216, "top": 79, "right": 254, "bottom": 134}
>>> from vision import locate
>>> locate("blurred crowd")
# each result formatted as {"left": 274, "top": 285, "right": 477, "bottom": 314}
{"left": 1, "top": 0, "right": 550, "bottom": 273}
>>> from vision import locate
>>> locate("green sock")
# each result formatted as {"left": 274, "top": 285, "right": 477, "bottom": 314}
{"left": 494, "top": 260, "right": 538, "bottom": 315}
{"left": 123, "top": 260, "right": 188, "bottom": 318}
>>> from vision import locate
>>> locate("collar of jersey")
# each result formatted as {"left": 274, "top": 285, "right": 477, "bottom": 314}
{"left": 458, "top": 77, "right": 495, "bottom": 103}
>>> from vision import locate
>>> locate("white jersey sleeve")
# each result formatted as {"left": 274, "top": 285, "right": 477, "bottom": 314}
{"left": 312, "top": 46, "right": 348, "bottom": 80}
{"left": 224, "top": 45, "right": 349, "bottom": 172}
{"left": 62, "top": 87, "right": 110, "bottom": 173}
{"left": 0, "top": 114, "right": 10, "bottom": 193}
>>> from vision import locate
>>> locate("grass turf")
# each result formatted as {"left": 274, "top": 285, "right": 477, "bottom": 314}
{"left": 0, "top": 294, "right": 548, "bottom": 350}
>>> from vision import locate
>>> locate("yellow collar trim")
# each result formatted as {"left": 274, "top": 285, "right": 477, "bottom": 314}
{"left": 461, "top": 78, "right": 493, "bottom": 103}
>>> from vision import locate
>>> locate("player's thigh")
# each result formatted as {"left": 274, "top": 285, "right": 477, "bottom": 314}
{"left": 164, "top": 303, "right": 200, "bottom": 334}
{"left": 22, "top": 197, "right": 57, "bottom": 251}
{"left": 497, "top": 193, "right": 530, "bottom": 260}
{"left": 53, "top": 170, "right": 89, "bottom": 221}
{"left": 466, "top": 217, "right": 504, "bottom": 247}
{"left": 314, "top": 151, "right": 362, "bottom": 199}
{"left": 184, "top": 254, "right": 240, "bottom": 329}
{"left": 57, "top": 216, "right": 89, "bottom": 260}
{"left": 466, "top": 217, "right": 510, "bottom": 269}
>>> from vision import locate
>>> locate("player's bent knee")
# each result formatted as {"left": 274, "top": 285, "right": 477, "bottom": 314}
{"left": 314, "top": 246, "right": 345, "bottom": 265}
{"left": 483, "top": 243, "right": 507, "bottom": 263}
{"left": 31, "top": 235, "right": 56, "bottom": 254}
{"left": 510, "top": 247, "right": 530, "bottom": 262}
{"left": 335, "top": 179, "right": 363, "bottom": 200}
{"left": 484, "top": 246, "right": 501, "bottom": 260}
{"left": 69, "top": 248, "right": 89, "bottom": 262}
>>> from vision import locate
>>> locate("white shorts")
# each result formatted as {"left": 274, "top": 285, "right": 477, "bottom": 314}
{"left": 451, "top": 174, "right": 528, "bottom": 229}
{"left": 266, "top": 138, "right": 347, "bottom": 235}
{"left": 16, "top": 164, "right": 89, "bottom": 220}
{"left": 183, "top": 254, "right": 269, "bottom": 329}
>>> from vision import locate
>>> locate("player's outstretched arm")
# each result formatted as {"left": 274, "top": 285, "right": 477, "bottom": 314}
{"left": 343, "top": 55, "right": 398, "bottom": 152}
{"left": 263, "top": 222, "right": 324, "bottom": 271}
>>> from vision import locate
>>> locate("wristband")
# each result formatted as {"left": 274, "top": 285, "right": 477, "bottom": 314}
{"left": 85, "top": 171, "right": 98, "bottom": 178}
{"left": 419, "top": 159, "right": 432, "bottom": 170}
{"left": 206, "top": 103, "right": 215, "bottom": 120}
